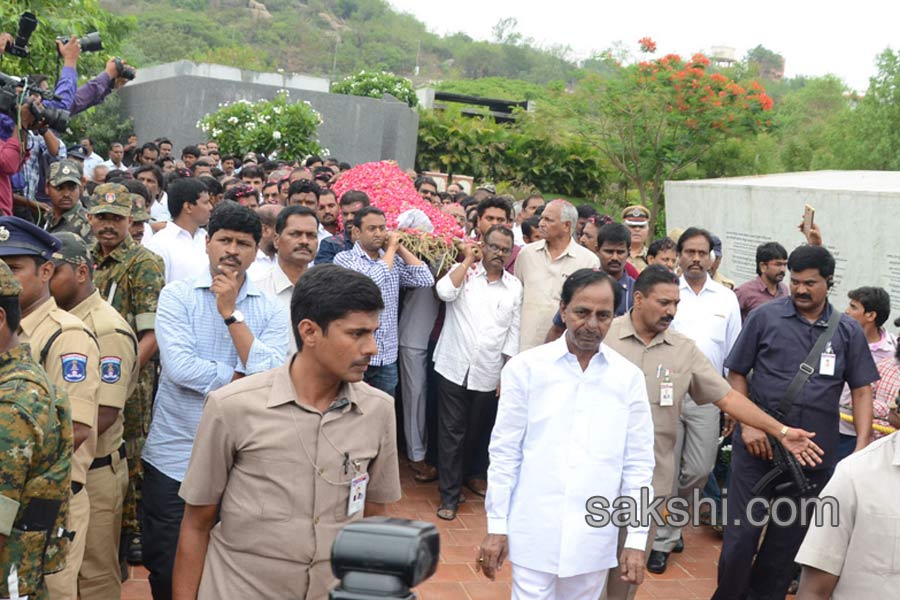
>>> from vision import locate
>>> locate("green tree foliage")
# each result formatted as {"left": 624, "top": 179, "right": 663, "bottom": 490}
{"left": 65, "top": 93, "right": 134, "bottom": 157}
{"left": 0, "top": 1, "right": 133, "bottom": 79}
{"left": 558, "top": 49, "right": 774, "bottom": 230}
{"left": 198, "top": 92, "right": 323, "bottom": 160}
{"left": 416, "top": 107, "right": 609, "bottom": 199}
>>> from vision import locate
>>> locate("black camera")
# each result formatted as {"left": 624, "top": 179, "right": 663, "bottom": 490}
{"left": 4, "top": 12, "right": 38, "bottom": 58}
{"left": 0, "top": 73, "right": 70, "bottom": 132}
{"left": 56, "top": 31, "right": 102, "bottom": 54}
{"left": 330, "top": 517, "right": 439, "bottom": 600}
{"left": 114, "top": 58, "right": 136, "bottom": 81}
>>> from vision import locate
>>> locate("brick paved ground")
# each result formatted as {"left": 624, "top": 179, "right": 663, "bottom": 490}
{"left": 121, "top": 459, "right": 732, "bottom": 600}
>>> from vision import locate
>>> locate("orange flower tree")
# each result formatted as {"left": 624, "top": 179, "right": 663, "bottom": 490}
{"left": 562, "top": 43, "right": 773, "bottom": 231}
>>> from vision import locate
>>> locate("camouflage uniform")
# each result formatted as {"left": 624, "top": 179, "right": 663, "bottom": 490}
{"left": 43, "top": 204, "right": 95, "bottom": 246}
{"left": 42, "top": 160, "right": 95, "bottom": 245}
{"left": 90, "top": 187, "right": 165, "bottom": 538}
{"left": 0, "top": 264, "right": 73, "bottom": 600}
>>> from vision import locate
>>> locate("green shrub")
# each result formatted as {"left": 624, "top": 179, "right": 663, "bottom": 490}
{"left": 332, "top": 70, "right": 418, "bottom": 107}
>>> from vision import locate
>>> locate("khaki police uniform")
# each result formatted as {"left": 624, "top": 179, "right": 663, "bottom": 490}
{"left": 0, "top": 261, "right": 73, "bottom": 600}
{"left": 0, "top": 217, "right": 102, "bottom": 600}
{"left": 601, "top": 313, "right": 731, "bottom": 600}
{"left": 622, "top": 205, "right": 651, "bottom": 273}
{"left": 53, "top": 232, "right": 138, "bottom": 599}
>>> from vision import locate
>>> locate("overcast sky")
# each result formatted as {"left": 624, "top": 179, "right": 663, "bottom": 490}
{"left": 387, "top": 0, "right": 899, "bottom": 92}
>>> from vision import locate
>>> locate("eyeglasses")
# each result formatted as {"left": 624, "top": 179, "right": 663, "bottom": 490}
{"left": 485, "top": 243, "right": 512, "bottom": 255}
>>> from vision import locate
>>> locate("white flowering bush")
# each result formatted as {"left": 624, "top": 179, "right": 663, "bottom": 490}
{"left": 198, "top": 91, "right": 323, "bottom": 161}
{"left": 331, "top": 70, "right": 418, "bottom": 107}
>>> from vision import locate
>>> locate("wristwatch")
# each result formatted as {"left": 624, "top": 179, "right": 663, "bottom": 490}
{"left": 224, "top": 310, "right": 245, "bottom": 326}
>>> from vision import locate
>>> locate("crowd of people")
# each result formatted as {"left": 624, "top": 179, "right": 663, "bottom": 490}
{"left": 1, "top": 37, "right": 899, "bottom": 600}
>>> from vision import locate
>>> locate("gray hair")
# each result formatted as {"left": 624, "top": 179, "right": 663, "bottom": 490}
{"left": 549, "top": 199, "right": 578, "bottom": 236}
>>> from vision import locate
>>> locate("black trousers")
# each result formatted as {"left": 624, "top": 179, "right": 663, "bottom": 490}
{"left": 436, "top": 373, "right": 497, "bottom": 507}
{"left": 141, "top": 460, "right": 185, "bottom": 600}
{"left": 712, "top": 435, "right": 832, "bottom": 600}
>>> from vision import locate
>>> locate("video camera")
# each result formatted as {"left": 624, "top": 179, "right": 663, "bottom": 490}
{"left": 3, "top": 12, "right": 38, "bottom": 58}
{"left": 0, "top": 73, "right": 70, "bottom": 132}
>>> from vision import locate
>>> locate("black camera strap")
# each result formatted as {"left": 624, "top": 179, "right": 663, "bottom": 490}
{"left": 777, "top": 307, "right": 842, "bottom": 418}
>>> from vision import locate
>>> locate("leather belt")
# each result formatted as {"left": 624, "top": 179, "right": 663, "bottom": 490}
{"left": 89, "top": 443, "right": 127, "bottom": 470}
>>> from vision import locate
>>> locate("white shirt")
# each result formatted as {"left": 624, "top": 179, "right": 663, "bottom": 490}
{"left": 486, "top": 336, "right": 655, "bottom": 577}
{"left": 671, "top": 274, "right": 742, "bottom": 374}
{"left": 101, "top": 158, "right": 125, "bottom": 171}
{"left": 150, "top": 193, "right": 171, "bottom": 222}
{"left": 252, "top": 260, "right": 297, "bottom": 354}
{"left": 795, "top": 433, "right": 900, "bottom": 598}
{"left": 434, "top": 262, "right": 522, "bottom": 391}
{"left": 246, "top": 248, "right": 275, "bottom": 282}
{"left": 317, "top": 223, "right": 331, "bottom": 244}
{"left": 83, "top": 151, "right": 104, "bottom": 178}
{"left": 145, "top": 222, "right": 209, "bottom": 283}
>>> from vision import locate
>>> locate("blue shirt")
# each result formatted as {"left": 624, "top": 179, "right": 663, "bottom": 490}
{"left": 314, "top": 230, "right": 352, "bottom": 264}
{"left": 725, "top": 296, "right": 879, "bottom": 471}
{"left": 142, "top": 271, "right": 290, "bottom": 481}
{"left": 334, "top": 242, "right": 434, "bottom": 366}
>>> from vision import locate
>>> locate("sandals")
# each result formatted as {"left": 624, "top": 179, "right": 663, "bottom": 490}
{"left": 436, "top": 504, "right": 457, "bottom": 520}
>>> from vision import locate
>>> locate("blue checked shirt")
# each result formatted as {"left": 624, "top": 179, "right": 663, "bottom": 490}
{"left": 334, "top": 242, "right": 434, "bottom": 366}
{"left": 142, "top": 270, "right": 290, "bottom": 481}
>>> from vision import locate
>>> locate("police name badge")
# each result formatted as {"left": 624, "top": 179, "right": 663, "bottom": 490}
{"left": 660, "top": 381, "right": 674, "bottom": 406}
{"left": 101, "top": 356, "right": 122, "bottom": 384}
{"left": 347, "top": 472, "right": 369, "bottom": 517}
{"left": 820, "top": 353, "right": 836, "bottom": 376}
{"left": 61, "top": 353, "right": 88, "bottom": 383}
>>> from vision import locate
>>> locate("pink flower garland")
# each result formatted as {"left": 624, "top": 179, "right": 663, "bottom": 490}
{"left": 331, "top": 161, "right": 464, "bottom": 244}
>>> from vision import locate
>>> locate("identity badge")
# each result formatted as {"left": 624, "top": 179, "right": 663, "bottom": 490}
{"left": 820, "top": 353, "right": 836, "bottom": 376}
{"left": 660, "top": 381, "right": 674, "bottom": 407}
{"left": 347, "top": 472, "right": 369, "bottom": 517}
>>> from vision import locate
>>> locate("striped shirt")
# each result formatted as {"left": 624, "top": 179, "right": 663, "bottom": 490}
{"left": 334, "top": 242, "right": 434, "bottom": 366}
{"left": 142, "top": 270, "right": 290, "bottom": 481}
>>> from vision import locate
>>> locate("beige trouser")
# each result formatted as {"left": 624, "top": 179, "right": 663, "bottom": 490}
{"left": 46, "top": 486, "right": 90, "bottom": 600}
{"left": 80, "top": 451, "right": 129, "bottom": 600}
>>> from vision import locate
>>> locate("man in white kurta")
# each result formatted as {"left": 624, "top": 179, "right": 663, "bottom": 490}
{"left": 478, "top": 269, "right": 655, "bottom": 600}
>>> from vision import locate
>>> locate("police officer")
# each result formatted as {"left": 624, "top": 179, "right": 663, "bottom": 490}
{"left": 712, "top": 245, "right": 880, "bottom": 599}
{"left": 0, "top": 216, "right": 101, "bottom": 600}
{"left": 50, "top": 232, "right": 137, "bottom": 599}
{"left": 42, "top": 160, "right": 95, "bottom": 244}
{"left": 88, "top": 183, "right": 165, "bottom": 567}
{"left": 0, "top": 260, "right": 73, "bottom": 600}
{"left": 622, "top": 204, "right": 651, "bottom": 272}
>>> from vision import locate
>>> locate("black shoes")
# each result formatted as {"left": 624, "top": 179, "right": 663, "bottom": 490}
{"left": 673, "top": 536, "right": 684, "bottom": 553}
{"left": 126, "top": 534, "right": 143, "bottom": 565}
{"left": 647, "top": 550, "right": 670, "bottom": 574}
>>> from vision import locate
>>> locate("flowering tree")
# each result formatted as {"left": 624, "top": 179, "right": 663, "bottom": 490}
{"left": 198, "top": 91, "right": 323, "bottom": 161}
{"left": 331, "top": 70, "right": 418, "bottom": 107}
{"left": 562, "top": 39, "right": 774, "bottom": 231}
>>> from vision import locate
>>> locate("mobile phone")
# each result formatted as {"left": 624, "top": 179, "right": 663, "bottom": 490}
{"left": 802, "top": 204, "right": 815, "bottom": 237}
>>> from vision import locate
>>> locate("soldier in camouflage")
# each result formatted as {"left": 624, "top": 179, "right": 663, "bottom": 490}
{"left": 0, "top": 259, "right": 73, "bottom": 600}
{"left": 88, "top": 183, "right": 165, "bottom": 568}
{"left": 42, "top": 160, "right": 95, "bottom": 245}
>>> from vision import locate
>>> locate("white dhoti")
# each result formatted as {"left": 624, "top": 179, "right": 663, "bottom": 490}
{"left": 511, "top": 563, "right": 608, "bottom": 600}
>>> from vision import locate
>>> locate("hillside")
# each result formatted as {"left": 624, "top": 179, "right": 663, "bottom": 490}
{"left": 102, "top": 0, "right": 579, "bottom": 86}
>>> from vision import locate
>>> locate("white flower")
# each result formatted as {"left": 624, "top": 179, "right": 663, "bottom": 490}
{"left": 227, "top": 116, "right": 239, "bottom": 124}
{"left": 212, "top": 128, "right": 222, "bottom": 137}
{"left": 273, "top": 106, "right": 282, "bottom": 115}
{"left": 246, "top": 122, "right": 256, "bottom": 130}
{"left": 272, "top": 131, "right": 282, "bottom": 140}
